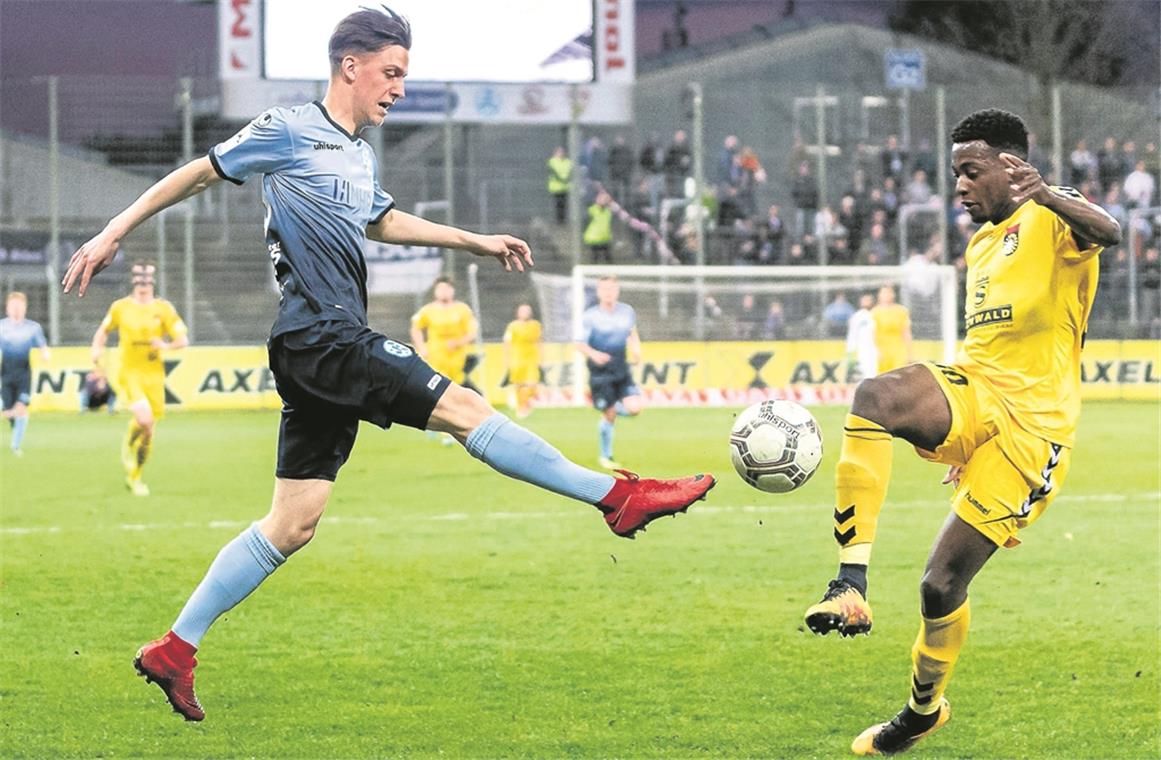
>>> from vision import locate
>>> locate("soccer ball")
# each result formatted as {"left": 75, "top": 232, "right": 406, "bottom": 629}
{"left": 729, "top": 400, "right": 823, "bottom": 493}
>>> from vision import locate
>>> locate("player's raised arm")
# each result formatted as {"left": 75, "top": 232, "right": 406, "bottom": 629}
{"left": 63, "top": 157, "right": 222, "bottom": 296}
{"left": 367, "top": 208, "right": 533, "bottom": 272}
{"left": 999, "top": 153, "right": 1121, "bottom": 248}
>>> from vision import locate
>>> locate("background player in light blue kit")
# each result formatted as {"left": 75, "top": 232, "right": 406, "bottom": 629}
{"left": 575, "top": 276, "right": 643, "bottom": 469}
{"left": 0, "top": 292, "right": 50, "bottom": 456}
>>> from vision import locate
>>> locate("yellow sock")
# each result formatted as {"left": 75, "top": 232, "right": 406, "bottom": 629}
{"left": 123, "top": 421, "right": 143, "bottom": 477}
{"left": 834, "top": 413, "right": 893, "bottom": 566}
{"left": 908, "top": 600, "right": 971, "bottom": 715}
{"left": 131, "top": 430, "right": 152, "bottom": 481}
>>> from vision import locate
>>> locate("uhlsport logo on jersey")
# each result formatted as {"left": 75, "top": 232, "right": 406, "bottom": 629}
{"left": 313, "top": 141, "right": 343, "bottom": 151}
{"left": 1001, "top": 224, "right": 1020, "bottom": 256}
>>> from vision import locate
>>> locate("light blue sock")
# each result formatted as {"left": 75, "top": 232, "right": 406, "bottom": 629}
{"left": 12, "top": 416, "right": 28, "bottom": 450}
{"left": 172, "top": 523, "right": 285, "bottom": 646}
{"left": 465, "top": 413, "right": 615, "bottom": 504}
{"left": 599, "top": 418, "right": 615, "bottom": 459}
{"left": 613, "top": 401, "right": 632, "bottom": 417}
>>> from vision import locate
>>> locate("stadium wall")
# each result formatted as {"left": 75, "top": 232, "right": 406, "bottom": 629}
{"left": 27, "top": 340, "right": 1161, "bottom": 413}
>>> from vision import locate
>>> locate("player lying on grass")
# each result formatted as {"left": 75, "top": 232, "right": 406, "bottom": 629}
{"left": 63, "top": 6, "right": 714, "bottom": 722}
{"left": 804, "top": 109, "right": 1120, "bottom": 755}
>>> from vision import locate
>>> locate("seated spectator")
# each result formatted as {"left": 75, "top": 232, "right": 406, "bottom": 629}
{"left": 785, "top": 241, "right": 810, "bottom": 266}
{"left": 736, "top": 293, "right": 764, "bottom": 340}
{"left": 765, "top": 301, "right": 786, "bottom": 340}
{"left": 1124, "top": 160, "right": 1156, "bottom": 209}
{"left": 859, "top": 222, "right": 891, "bottom": 265}
{"left": 1097, "top": 136, "right": 1124, "bottom": 193}
{"left": 823, "top": 293, "right": 855, "bottom": 337}
{"left": 882, "top": 134, "right": 907, "bottom": 183}
{"left": 1069, "top": 139, "right": 1095, "bottom": 186}
{"left": 904, "top": 169, "right": 934, "bottom": 205}
{"left": 837, "top": 194, "right": 864, "bottom": 252}
{"left": 760, "top": 204, "right": 785, "bottom": 263}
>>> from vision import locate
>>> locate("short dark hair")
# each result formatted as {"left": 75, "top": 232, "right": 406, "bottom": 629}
{"left": 434, "top": 276, "right": 454, "bottom": 287}
{"left": 950, "top": 109, "right": 1029, "bottom": 157}
{"left": 329, "top": 5, "right": 412, "bottom": 72}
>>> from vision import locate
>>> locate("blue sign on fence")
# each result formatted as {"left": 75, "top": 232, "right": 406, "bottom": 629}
{"left": 884, "top": 49, "right": 926, "bottom": 91}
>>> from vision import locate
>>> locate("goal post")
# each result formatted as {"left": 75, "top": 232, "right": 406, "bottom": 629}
{"left": 530, "top": 264, "right": 959, "bottom": 407}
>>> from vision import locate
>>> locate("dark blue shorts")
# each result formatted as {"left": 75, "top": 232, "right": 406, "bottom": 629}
{"left": 267, "top": 321, "right": 451, "bottom": 481}
{"left": 590, "top": 374, "right": 639, "bottom": 411}
{"left": 1, "top": 371, "right": 31, "bottom": 410}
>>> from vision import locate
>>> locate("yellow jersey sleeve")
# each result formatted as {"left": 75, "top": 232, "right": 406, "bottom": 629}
{"left": 1048, "top": 186, "right": 1104, "bottom": 264}
{"left": 503, "top": 321, "right": 515, "bottom": 343}
{"left": 461, "top": 305, "right": 478, "bottom": 338}
{"left": 160, "top": 300, "right": 188, "bottom": 339}
{"left": 100, "top": 300, "right": 121, "bottom": 334}
{"left": 411, "top": 304, "right": 431, "bottom": 330}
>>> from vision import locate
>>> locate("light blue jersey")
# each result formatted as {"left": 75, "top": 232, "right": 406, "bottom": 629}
{"left": 577, "top": 302, "right": 636, "bottom": 380}
{"left": 0, "top": 317, "right": 46, "bottom": 378}
{"left": 209, "top": 101, "right": 395, "bottom": 337}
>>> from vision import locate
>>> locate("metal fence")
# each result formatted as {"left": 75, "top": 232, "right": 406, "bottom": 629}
{"left": 2, "top": 68, "right": 1158, "bottom": 345}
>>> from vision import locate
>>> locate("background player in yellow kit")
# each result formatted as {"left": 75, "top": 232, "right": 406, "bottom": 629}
{"left": 503, "top": 303, "right": 542, "bottom": 418}
{"left": 410, "top": 277, "right": 477, "bottom": 386}
{"left": 91, "top": 262, "right": 188, "bottom": 495}
{"left": 871, "top": 284, "right": 912, "bottom": 373}
{"left": 803, "top": 109, "right": 1121, "bottom": 755}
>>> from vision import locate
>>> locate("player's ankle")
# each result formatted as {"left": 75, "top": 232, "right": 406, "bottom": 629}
{"left": 899, "top": 704, "right": 939, "bottom": 732}
{"left": 838, "top": 562, "right": 868, "bottom": 597}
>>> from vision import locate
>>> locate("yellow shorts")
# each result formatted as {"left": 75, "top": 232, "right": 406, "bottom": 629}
{"left": 508, "top": 362, "right": 540, "bottom": 386}
{"left": 426, "top": 354, "right": 465, "bottom": 386}
{"left": 917, "top": 362, "right": 1071, "bottom": 548}
{"left": 117, "top": 369, "right": 166, "bottom": 419}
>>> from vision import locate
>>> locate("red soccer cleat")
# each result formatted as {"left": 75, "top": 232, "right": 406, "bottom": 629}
{"left": 596, "top": 469, "right": 715, "bottom": 538}
{"left": 133, "top": 630, "right": 205, "bottom": 721}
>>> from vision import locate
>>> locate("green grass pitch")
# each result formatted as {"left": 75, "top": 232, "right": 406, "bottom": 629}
{"left": 1, "top": 402, "right": 1158, "bottom": 759}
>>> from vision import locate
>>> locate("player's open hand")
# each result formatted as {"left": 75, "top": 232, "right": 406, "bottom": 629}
{"left": 474, "top": 234, "right": 533, "bottom": 272}
{"left": 63, "top": 231, "right": 120, "bottom": 297}
{"left": 999, "top": 153, "right": 1051, "bottom": 206}
{"left": 942, "top": 465, "right": 963, "bottom": 488}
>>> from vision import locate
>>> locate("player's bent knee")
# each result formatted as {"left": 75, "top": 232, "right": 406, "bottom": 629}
{"left": 919, "top": 569, "right": 966, "bottom": 617}
{"left": 428, "top": 383, "right": 494, "bottom": 440}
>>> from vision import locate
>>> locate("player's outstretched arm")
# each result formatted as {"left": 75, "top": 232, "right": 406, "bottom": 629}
{"left": 63, "top": 157, "right": 223, "bottom": 296}
{"left": 367, "top": 209, "right": 533, "bottom": 272}
{"left": 1000, "top": 153, "right": 1121, "bottom": 248}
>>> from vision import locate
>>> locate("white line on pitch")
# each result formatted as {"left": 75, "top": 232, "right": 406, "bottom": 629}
{"left": 1, "top": 492, "right": 1158, "bottom": 538}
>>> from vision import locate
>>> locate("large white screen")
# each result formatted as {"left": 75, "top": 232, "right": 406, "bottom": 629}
{"left": 263, "top": 0, "right": 594, "bottom": 83}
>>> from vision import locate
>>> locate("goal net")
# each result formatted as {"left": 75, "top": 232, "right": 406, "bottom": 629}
{"left": 529, "top": 265, "right": 959, "bottom": 407}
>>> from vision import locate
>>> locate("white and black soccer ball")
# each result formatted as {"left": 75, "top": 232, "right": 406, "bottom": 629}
{"left": 729, "top": 400, "right": 823, "bottom": 493}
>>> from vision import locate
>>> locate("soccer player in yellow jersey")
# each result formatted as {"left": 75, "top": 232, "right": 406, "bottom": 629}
{"left": 410, "top": 277, "right": 477, "bottom": 386}
{"left": 92, "top": 262, "right": 189, "bottom": 496}
{"left": 871, "top": 285, "right": 912, "bottom": 373}
{"left": 803, "top": 110, "right": 1121, "bottom": 755}
{"left": 503, "top": 303, "right": 542, "bottom": 418}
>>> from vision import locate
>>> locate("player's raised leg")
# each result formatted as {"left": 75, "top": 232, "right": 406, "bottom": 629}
{"left": 428, "top": 383, "right": 713, "bottom": 538}
{"left": 851, "top": 513, "right": 994, "bottom": 755}
{"left": 135, "top": 476, "right": 330, "bottom": 720}
{"left": 805, "top": 364, "right": 951, "bottom": 636}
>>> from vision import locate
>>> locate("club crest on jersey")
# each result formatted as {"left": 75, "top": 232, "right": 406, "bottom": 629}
{"left": 973, "top": 275, "right": 989, "bottom": 308}
{"left": 1001, "top": 224, "right": 1020, "bottom": 256}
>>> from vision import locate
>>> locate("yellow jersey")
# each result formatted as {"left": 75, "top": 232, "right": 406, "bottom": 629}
{"left": 504, "top": 319, "right": 542, "bottom": 366}
{"left": 958, "top": 189, "right": 1101, "bottom": 446}
{"left": 411, "top": 301, "right": 477, "bottom": 368}
{"left": 100, "top": 297, "right": 187, "bottom": 374}
{"left": 872, "top": 303, "right": 910, "bottom": 371}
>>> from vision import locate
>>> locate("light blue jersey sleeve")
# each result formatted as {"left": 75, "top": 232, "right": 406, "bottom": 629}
{"left": 33, "top": 322, "right": 46, "bottom": 348}
{"left": 370, "top": 164, "right": 395, "bottom": 225}
{"left": 209, "top": 109, "right": 296, "bottom": 185}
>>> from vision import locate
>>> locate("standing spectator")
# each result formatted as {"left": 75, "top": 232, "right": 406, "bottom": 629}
{"left": 1104, "top": 183, "right": 1129, "bottom": 232}
{"left": 546, "top": 146, "right": 572, "bottom": 224}
{"left": 1124, "top": 160, "right": 1156, "bottom": 210}
{"left": 823, "top": 293, "right": 855, "bottom": 337}
{"left": 663, "top": 130, "right": 692, "bottom": 197}
{"left": 912, "top": 138, "right": 936, "bottom": 179}
{"left": 837, "top": 194, "right": 864, "bottom": 252}
{"left": 1141, "top": 141, "right": 1161, "bottom": 179}
{"left": 1027, "top": 132, "right": 1052, "bottom": 179}
{"left": 583, "top": 191, "right": 614, "bottom": 263}
{"left": 904, "top": 169, "right": 933, "bottom": 205}
{"left": 791, "top": 161, "right": 819, "bottom": 238}
{"left": 785, "top": 241, "right": 810, "bottom": 266}
{"left": 814, "top": 205, "right": 837, "bottom": 240}
{"left": 1069, "top": 139, "right": 1095, "bottom": 186}
{"left": 1121, "top": 140, "right": 1138, "bottom": 173}
{"left": 736, "top": 146, "right": 765, "bottom": 216}
{"left": 858, "top": 223, "right": 890, "bottom": 265}
{"left": 1097, "top": 136, "right": 1124, "bottom": 193}
{"left": 881, "top": 134, "right": 907, "bottom": 183}
{"left": 717, "top": 186, "right": 746, "bottom": 227}
{"left": 765, "top": 300, "right": 786, "bottom": 340}
{"left": 1141, "top": 247, "right": 1160, "bottom": 337}
{"left": 847, "top": 167, "right": 870, "bottom": 208}
{"left": 760, "top": 204, "right": 786, "bottom": 262}
{"left": 581, "top": 136, "right": 607, "bottom": 187}
{"left": 881, "top": 176, "right": 900, "bottom": 224}
{"left": 607, "top": 134, "right": 634, "bottom": 203}
{"left": 736, "top": 294, "right": 764, "bottom": 340}
{"left": 717, "top": 135, "right": 740, "bottom": 190}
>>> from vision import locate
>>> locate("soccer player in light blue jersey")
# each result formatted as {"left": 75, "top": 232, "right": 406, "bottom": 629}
{"left": 575, "top": 276, "right": 643, "bottom": 469}
{"left": 63, "top": 6, "right": 714, "bottom": 721}
{"left": 0, "top": 292, "right": 50, "bottom": 456}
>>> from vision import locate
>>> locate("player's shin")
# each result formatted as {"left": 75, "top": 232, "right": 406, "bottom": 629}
{"left": 833, "top": 413, "right": 893, "bottom": 593}
{"left": 465, "top": 412, "right": 615, "bottom": 504}
{"left": 908, "top": 599, "right": 970, "bottom": 716}
{"left": 123, "top": 420, "right": 144, "bottom": 475}
{"left": 11, "top": 415, "right": 28, "bottom": 450}
{"left": 598, "top": 418, "right": 615, "bottom": 460}
{"left": 171, "top": 523, "right": 286, "bottom": 647}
